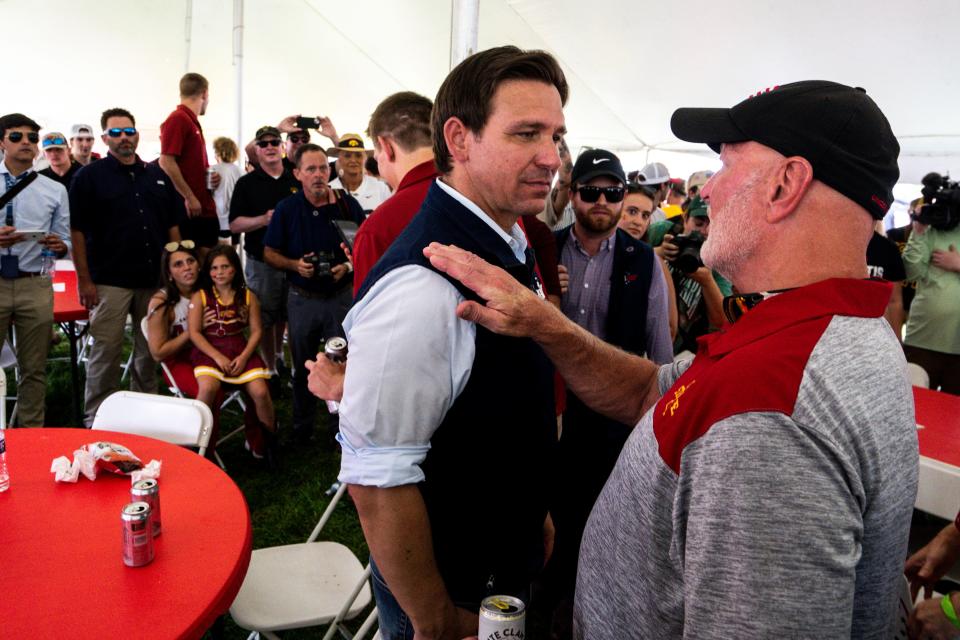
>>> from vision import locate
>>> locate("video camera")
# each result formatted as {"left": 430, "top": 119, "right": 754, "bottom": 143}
{"left": 304, "top": 251, "right": 335, "bottom": 278}
{"left": 913, "top": 172, "right": 960, "bottom": 231}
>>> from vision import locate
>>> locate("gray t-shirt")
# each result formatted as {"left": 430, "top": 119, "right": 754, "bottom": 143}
{"left": 574, "top": 279, "right": 918, "bottom": 639}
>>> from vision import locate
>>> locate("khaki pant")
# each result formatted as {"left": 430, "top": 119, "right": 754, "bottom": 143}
{"left": 83, "top": 285, "right": 158, "bottom": 426}
{"left": 0, "top": 276, "right": 53, "bottom": 426}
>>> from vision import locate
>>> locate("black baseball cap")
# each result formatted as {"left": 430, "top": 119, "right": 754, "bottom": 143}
{"left": 255, "top": 125, "right": 281, "bottom": 140}
{"left": 670, "top": 80, "right": 900, "bottom": 219}
{"left": 571, "top": 149, "right": 627, "bottom": 186}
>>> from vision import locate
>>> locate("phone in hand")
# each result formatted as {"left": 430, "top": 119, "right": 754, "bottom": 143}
{"left": 17, "top": 230, "right": 47, "bottom": 242}
{"left": 296, "top": 116, "right": 320, "bottom": 131}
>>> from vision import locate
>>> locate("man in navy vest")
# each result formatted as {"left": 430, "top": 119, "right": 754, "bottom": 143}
{"left": 326, "top": 46, "right": 568, "bottom": 639}
{"left": 543, "top": 148, "right": 672, "bottom": 636}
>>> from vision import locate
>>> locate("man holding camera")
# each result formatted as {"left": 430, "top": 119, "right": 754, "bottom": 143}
{"left": 650, "top": 195, "right": 729, "bottom": 355}
{"left": 264, "top": 143, "right": 364, "bottom": 443}
{"left": 544, "top": 147, "right": 672, "bottom": 635}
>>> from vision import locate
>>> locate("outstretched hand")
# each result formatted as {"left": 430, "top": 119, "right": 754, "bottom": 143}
{"left": 422, "top": 242, "right": 555, "bottom": 338}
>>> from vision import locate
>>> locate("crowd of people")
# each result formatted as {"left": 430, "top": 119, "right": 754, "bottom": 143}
{"left": 1, "top": 47, "right": 960, "bottom": 639}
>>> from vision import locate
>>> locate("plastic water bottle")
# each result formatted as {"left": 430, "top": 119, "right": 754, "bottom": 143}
{"left": 0, "top": 430, "right": 9, "bottom": 492}
{"left": 39, "top": 247, "right": 56, "bottom": 280}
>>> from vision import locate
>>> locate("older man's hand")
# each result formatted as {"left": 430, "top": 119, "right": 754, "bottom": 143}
{"left": 305, "top": 355, "right": 346, "bottom": 402}
{"left": 422, "top": 242, "right": 556, "bottom": 338}
{"left": 908, "top": 595, "right": 960, "bottom": 640}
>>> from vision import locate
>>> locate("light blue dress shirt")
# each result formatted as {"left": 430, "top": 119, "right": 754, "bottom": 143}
{"left": 1, "top": 162, "right": 71, "bottom": 272}
{"left": 336, "top": 179, "right": 527, "bottom": 488}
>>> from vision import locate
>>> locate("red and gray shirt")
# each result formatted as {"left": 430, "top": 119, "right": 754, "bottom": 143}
{"left": 574, "top": 278, "right": 918, "bottom": 639}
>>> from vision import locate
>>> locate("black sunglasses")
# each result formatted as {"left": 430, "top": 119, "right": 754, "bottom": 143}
{"left": 574, "top": 185, "right": 626, "bottom": 204}
{"left": 256, "top": 139, "right": 282, "bottom": 148}
{"left": 6, "top": 131, "right": 40, "bottom": 144}
{"left": 287, "top": 134, "right": 310, "bottom": 143}
{"left": 105, "top": 127, "right": 137, "bottom": 138}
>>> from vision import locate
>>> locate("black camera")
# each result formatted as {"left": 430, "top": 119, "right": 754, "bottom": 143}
{"left": 913, "top": 172, "right": 960, "bottom": 231}
{"left": 671, "top": 231, "right": 706, "bottom": 274}
{"left": 304, "top": 251, "right": 334, "bottom": 278}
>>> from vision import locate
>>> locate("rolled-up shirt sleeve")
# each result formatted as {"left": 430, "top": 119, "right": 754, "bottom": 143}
{"left": 337, "top": 264, "right": 476, "bottom": 487}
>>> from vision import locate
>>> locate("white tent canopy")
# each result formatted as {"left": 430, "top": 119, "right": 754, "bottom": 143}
{"left": 5, "top": 0, "right": 959, "bottom": 188}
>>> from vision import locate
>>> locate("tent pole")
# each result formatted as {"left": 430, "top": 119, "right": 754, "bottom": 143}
{"left": 184, "top": 0, "right": 193, "bottom": 72}
{"left": 449, "top": 0, "right": 479, "bottom": 69}
{"left": 233, "top": 0, "right": 244, "bottom": 167}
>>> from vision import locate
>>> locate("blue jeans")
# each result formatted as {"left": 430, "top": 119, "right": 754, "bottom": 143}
{"left": 370, "top": 559, "right": 415, "bottom": 640}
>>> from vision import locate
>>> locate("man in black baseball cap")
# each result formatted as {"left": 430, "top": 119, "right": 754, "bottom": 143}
{"left": 417, "top": 80, "right": 917, "bottom": 639}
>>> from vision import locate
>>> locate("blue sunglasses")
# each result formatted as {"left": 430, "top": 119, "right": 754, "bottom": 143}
{"left": 104, "top": 127, "right": 137, "bottom": 138}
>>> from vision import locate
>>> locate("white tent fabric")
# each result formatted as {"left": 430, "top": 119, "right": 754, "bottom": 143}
{"left": 5, "top": 0, "right": 958, "bottom": 187}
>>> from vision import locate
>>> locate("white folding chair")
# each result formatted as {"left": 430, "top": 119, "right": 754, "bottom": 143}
{"left": 229, "top": 483, "right": 375, "bottom": 640}
{"left": 91, "top": 391, "right": 213, "bottom": 457}
{"left": 907, "top": 362, "right": 930, "bottom": 389}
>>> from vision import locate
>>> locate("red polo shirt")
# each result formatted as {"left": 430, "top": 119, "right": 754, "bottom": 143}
{"left": 352, "top": 159, "right": 439, "bottom": 295}
{"left": 160, "top": 104, "right": 215, "bottom": 218}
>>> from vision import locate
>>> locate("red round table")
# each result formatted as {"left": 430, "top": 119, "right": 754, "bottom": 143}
{"left": 0, "top": 428, "right": 252, "bottom": 639}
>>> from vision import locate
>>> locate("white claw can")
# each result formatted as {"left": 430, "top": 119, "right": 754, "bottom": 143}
{"left": 479, "top": 595, "right": 525, "bottom": 640}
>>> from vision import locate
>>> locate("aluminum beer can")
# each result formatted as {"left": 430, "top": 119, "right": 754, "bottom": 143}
{"left": 479, "top": 595, "right": 525, "bottom": 640}
{"left": 324, "top": 337, "right": 348, "bottom": 414}
{"left": 324, "top": 337, "right": 348, "bottom": 363}
{"left": 121, "top": 501, "right": 155, "bottom": 567}
{"left": 206, "top": 167, "right": 217, "bottom": 190}
{"left": 131, "top": 478, "right": 161, "bottom": 537}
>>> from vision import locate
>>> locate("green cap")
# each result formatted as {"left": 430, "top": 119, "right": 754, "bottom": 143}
{"left": 686, "top": 194, "right": 709, "bottom": 219}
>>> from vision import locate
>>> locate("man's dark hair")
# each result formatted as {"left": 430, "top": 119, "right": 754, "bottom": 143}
{"left": 367, "top": 91, "right": 433, "bottom": 154}
{"left": 431, "top": 46, "right": 568, "bottom": 174}
{"left": 365, "top": 156, "right": 380, "bottom": 177}
{"left": 294, "top": 143, "right": 326, "bottom": 168}
{"left": 180, "top": 72, "right": 209, "bottom": 98}
{"left": 100, "top": 108, "right": 136, "bottom": 131}
{"left": 0, "top": 113, "right": 41, "bottom": 139}
{"left": 627, "top": 182, "right": 658, "bottom": 200}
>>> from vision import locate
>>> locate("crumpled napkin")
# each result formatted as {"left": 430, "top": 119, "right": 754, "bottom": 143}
{"left": 50, "top": 446, "right": 162, "bottom": 483}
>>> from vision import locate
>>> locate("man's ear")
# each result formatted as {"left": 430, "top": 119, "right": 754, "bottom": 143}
{"left": 443, "top": 117, "right": 471, "bottom": 164}
{"left": 766, "top": 156, "right": 814, "bottom": 224}
{"left": 376, "top": 136, "right": 397, "bottom": 163}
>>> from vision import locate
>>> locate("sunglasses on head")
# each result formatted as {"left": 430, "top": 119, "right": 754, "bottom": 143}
{"left": 574, "top": 185, "right": 626, "bottom": 204}
{"left": 42, "top": 137, "right": 67, "bottom": 148}
{"left": 256, "top": 139, "right": 281, "bottom": 148}
{"left": 6, "top": 131, "right": 40, "bottom": 144}
{"left": 104, "top": 127, "right": 137, "bottom": 138}
{"left": 164, "top": 240, "right": 196, "bottom": 252}
{"left": 287, "top": 134, "right": 309, "bottom": 143}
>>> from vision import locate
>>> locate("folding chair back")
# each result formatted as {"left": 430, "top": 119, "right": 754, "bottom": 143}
{"left": 907, "top": 362, "right": 930, "bottom": 389}
{"left": 92, "top": 391, "right": 213, "bottom": 456}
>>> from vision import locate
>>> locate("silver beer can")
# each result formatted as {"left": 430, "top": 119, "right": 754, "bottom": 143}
{"left": 324, "top": 337, "right": 348, "bottom": 414}
{"left": 206, "top": 167, "right": 217, "bottom": 190}
{"left": 479, "top": 595, "right": 525, "bottom": 640}
{"left": 121, "top": 501, "right": 155, "bottom": 567}
{"left": 131, "top": 478, "right": 161, "bottom": 537}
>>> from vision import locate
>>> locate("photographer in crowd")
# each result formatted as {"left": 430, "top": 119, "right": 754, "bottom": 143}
{"left": 263, "top": 143, "right": 363, "bottom": 444}
{"left": 649, "top": 195, "right": 729, "bottom": 354}
{"left": 901, "top": 172, "right": 960, "bottom": 394}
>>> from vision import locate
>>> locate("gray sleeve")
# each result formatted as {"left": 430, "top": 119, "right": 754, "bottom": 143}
{"left": 677, "top": 412, "right": 861, "bottom": 638}
{"left": 657, "top": 359, "right": 692, "bottom": 393}
{"left": 644, "top": 259, "right": 674, "bottom": 364}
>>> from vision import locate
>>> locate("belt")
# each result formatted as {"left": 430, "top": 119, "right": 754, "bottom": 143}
{"left": 290, "top": 283, "right": 342, "bottom": 300}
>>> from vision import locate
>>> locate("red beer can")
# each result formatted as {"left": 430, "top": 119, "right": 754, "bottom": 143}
{"left": 121, "top": 502, "right": 155, "bottom": 567}
{"left": 131, "top": 478, "right": 161, "bottom": 537}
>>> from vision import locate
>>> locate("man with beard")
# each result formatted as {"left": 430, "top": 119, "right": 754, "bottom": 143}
{"left": 422, "top": 80, "right": 918, "bottom": 639}
{"left": 263, "top": 143, "right": 364, "bottom": 443}
{"left": 542, "top": 148, "right": 671, "bottom": 636}
{"left": 159, "top": 72, "right": 219, "bottom": 254}
{"left": 70, "top": 107, "right": 185, "bottom": 425}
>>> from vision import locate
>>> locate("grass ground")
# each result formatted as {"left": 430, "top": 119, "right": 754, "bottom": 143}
{"left": 24, "top": 333, "right": 372, "bottom": 639}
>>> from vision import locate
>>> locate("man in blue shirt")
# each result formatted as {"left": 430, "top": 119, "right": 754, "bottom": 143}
{"left": 0, "top": 113, "right": 71, "bottom": 426}
{"left": 263, "top": 143, "right": 363, "bottom": 443}
{"left": 70, "top": 108, "right": 184, "bottom": 425}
